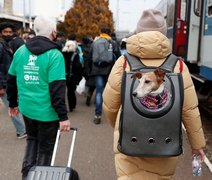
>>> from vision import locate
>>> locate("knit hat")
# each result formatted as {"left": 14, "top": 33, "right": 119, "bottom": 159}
{"left": 136, "top": 9, "right": 167, "bottom": 35}
{"left": 34, "top": 16, "right": 56, "bottom": 38}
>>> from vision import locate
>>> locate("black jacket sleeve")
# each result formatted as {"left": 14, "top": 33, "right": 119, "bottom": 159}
{"left": 112, "top": 40, "right": 121, "bottom": 60}
{"left": 6, "top": 74, "right": 18, "bottom": 107}
{"left": 0, "top": 44, "right": 4, "bottom": 89}
{"left": 49, "top": 80, "right": 68, "bottom": 121}
{"left": 9, "top": 37, "right": 25, "bottom": 53}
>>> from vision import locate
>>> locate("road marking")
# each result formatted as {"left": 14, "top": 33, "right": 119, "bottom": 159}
{"left": 182, "top": 124, "right": 212, "bottom": 173}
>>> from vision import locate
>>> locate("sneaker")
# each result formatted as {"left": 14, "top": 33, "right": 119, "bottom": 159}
{"left": 17, "top": 133, "right": 27, "bottom": 139}
{"left": 69, "top": 107, "right": 75, "bottom": 112}
{"left": 93, "top": 115, "right": 101, "bottom": 124}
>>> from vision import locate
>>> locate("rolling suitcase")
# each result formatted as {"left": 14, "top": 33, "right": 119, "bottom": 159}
{"left": 26, "top": 127, "right": 79, "bottom": 180}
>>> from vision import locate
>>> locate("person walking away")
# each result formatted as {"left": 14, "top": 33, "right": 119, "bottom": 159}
{"left": 27, "top": 29, "right": 36, "bottom": 39}
{"left": 9, "top": 23, "right": 25, "bottom": 53}
{"left": 81, "top": 36, "right": 95, "bottom": 106}
{"left": 103, "top": 9, "right": 205, "bottom": 180}
{"left": 111, "top": 32, "right": 121, "bottom": 60}
{"left": 55, "top": 31, "right": 66, "bottom": 49}
{"left": 90, "top": 27, "right": 116, "bottom": 124}
{"left": 62, "top": 34, "right": 83, "bottom": 112}
{"left": 0, "top": 22, "right": 26, "bottom": 139}
{"left": 6, "top": 16, "right": 71, "bottom": 179}
{"left": 119, "top": 38, "right": 127, "bottom": 55}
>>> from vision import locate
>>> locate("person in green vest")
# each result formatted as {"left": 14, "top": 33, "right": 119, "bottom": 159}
{"left": 6, "top": 15, "right": 71, "bottom": 179}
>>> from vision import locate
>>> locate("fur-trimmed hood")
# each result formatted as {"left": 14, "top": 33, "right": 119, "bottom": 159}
{"left": 62, "top": 40, "right": 77, "bottom": 52}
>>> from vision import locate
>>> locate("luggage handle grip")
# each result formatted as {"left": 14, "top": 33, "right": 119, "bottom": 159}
{"left": 51, "top": 127, "right": 78, "bottom": 167}
{"left": 70, "top": 127, "right": 78, "bottom": 131}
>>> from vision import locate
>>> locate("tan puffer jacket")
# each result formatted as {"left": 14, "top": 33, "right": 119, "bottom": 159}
{"left": 103, "top": 31, "right": 206, "bottom": 180}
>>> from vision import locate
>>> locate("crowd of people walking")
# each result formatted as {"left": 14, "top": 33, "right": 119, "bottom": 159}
{"left": 0, "top": 20, "right": 124, "bottom": 126}
{"left": 0, "top": 9, "right": 206, "bottom": 180}
{"left": 0, "top": 16, "right": 122, "bottom": 179}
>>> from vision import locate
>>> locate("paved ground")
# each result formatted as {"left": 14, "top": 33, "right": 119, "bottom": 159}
{"left": 0, "top": 94, "right": 211, "bottom": 180}
{"left": 200, "top": 104, "right": 212, "bottom": 163}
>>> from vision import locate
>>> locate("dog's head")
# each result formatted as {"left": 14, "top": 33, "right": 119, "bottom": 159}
{"left": 131, "top": 68, "right": 166, "bottom": 98}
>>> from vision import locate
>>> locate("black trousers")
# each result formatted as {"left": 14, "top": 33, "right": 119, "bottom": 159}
{"left": 66, "top": 78, "right": 77, "bottom": 111}
{"left": 22, "top": 115, "right": 59, "bottom": 178}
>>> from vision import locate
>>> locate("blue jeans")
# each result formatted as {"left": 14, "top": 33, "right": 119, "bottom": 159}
{"left": 95, "top": 75, "right": 107, "bottom": 116}
{"left": 1, "top": 92, "right": 26, "bottom": 135}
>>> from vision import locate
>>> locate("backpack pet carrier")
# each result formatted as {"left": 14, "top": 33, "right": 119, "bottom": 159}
{"left": 118, "top": 53, "right": 184, "bottom": 157}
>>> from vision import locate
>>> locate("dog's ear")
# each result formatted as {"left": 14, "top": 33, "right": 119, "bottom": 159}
{"left": 154, "top": 68, "right": 166, "bottom": 81}
{"left": 131, "top": 72, "right": 142, "bottom": 79}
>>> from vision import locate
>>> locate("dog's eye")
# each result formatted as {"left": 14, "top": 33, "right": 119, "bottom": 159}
{"left": 145, "top": 80, "right": 150, "bottom": 84}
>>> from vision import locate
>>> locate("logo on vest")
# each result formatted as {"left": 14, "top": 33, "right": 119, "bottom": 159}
{"left": 27, "top": 55, "right": 37, "bottom": 66}
{"left": 24, "top": 55, "right": 39, "bottom": 84}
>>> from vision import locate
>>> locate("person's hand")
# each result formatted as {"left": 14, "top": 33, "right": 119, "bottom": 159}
{"left": 0, "top": 88, "right": 5, "bottom": 97}
{"left": 59, "top": 119, "right": 71, "bottom": 132}
{"left": 192, "top": 149, "right": 205, "bottom": 162}
{"left": 8, "top": 107, "right": 19, "bottom": 116}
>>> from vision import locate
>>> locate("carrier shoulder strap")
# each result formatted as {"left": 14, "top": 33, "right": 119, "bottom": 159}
{"left": 124, "top": 53, "right": 145, "bottom": 71}
{"left": 124, "top": 53, "right": 183, "bottom": 73}
{"left": 160, "top": 54, "right": 179, "bottom": 72}
{"left": 69, "top": 52, "right": 77, "bottom": 75}
{"left": 70, "top": 52, "right": 77, "bottom": 63}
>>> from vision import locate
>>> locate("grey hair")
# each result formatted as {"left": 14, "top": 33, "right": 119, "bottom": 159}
{"left": 34, "top": 16, "right": 56, "bottom": 38}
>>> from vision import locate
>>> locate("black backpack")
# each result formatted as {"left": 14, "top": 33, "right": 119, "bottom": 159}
{"left": 118, "top": 53, "right": 184, "bottom": 157}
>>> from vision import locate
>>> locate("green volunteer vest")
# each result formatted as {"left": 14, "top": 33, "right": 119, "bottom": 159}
{"left": 9, "top": 45, "right": 66, "bottom": 121}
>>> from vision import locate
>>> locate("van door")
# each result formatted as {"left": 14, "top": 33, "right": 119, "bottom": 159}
{"left": 186, "top": 0, "right": 202, "bottom": 63}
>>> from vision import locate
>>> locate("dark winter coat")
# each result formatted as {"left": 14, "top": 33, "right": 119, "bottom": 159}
{"left": 81, "top": 40, "right": 95, "bottom": 87}
{"left": 62, "top": 51, "right": 82, "bottom": 86}
{"left": 0, "top": 37, "right": 13, "bottom": 89}
{"left": 9, "top": 35, "right": 25, "bottom": 53}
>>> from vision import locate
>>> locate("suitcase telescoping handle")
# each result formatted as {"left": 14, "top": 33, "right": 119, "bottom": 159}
{"left": 51, "top": 127, "right": 78, "bottom": 167}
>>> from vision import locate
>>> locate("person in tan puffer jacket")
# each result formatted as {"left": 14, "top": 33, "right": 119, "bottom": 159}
{"left": 103, "top": 9, "right": 206, "bottom": 180}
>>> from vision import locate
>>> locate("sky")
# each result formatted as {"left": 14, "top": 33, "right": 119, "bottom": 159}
{"left": 9, "top": 0, "right": 161, "bottom": 32}
{"left": 12, "top": 0, "right": 70, "bottom": 20}
{"left": 109, "top": 0, "right": 161, "bottom": 32}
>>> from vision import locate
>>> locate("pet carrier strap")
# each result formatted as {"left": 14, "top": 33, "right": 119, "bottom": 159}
{"left": 124, "top": 53, "right": 145, "bottom": 71}
{"left": 179, "top": 57, "right": 183, "bottom": 73}
{"left": 160, "top": 54, "right": 179, "bottom": 73}
{"left": 124, "top": 53, "right": 182, "bottom": 73}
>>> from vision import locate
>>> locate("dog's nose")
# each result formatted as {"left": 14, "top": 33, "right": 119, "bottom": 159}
{"left": 132, "top": 92, "right": 137, "bottom": 97}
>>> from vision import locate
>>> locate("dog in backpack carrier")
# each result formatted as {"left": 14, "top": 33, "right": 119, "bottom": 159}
{"left": 131, "top": 68, "right": 169, "bottom": 109}
{"left": 118, "top": 53, "right": 183, "bottom": 157}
